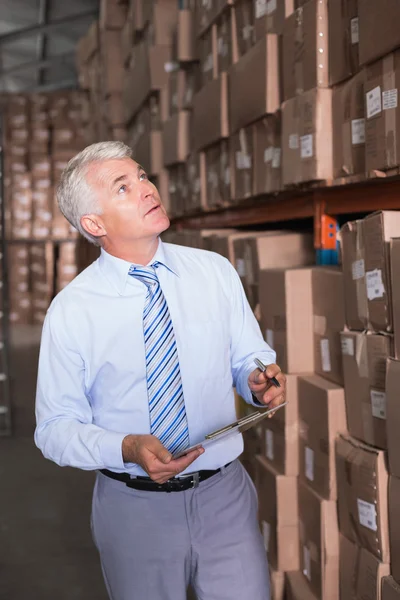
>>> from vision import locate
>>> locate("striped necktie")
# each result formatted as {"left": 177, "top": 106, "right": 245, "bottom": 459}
{"left": 129, "top": 262, "right": 189, "bottom": 455}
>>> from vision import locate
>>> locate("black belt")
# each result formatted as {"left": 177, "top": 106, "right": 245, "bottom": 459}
{"left": 99, "top": 464, "right": 230, "bottom": 493}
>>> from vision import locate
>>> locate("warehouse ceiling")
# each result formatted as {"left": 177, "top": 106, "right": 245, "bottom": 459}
{"left": 0, "top": 0, "right": 99, "bottom": 93}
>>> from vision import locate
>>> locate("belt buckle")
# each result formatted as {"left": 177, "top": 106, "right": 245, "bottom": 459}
{"left": 191, "top": 472, "right": 200, "bottom": 488}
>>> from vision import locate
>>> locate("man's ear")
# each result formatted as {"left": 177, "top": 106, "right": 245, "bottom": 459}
{"left": 81, "top": 214, "right": 107, "bottom": 240}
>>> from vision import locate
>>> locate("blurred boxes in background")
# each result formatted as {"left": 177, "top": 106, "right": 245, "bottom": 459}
{"left": 332, "top": 71, "right": 365, "bottom": 180}
{"left": 283, "top": 0, "right": 329, "bottom": 102}
{"left": 259, "top": 267, "right": 314, "bottom": 373}
{"left": 282, "top": 88, "right": 333, "bottom": 186}
{"left": 364, "top": 51, "right": 400, "bottom": 175}
{"left": 298, "top": 375, "right": 346, "bottom": 500}
{"left": 312, "top": 268, "right": 345, "bottom": 386}
{"left": 256, "top": 455, "right": 299, "bottom": 572}
{"left": 260, "top": 374, "right": 300, "bottom": 476}
{"left": 298, "top": 480, "right": 339, "bottom": 600}
{"left": 328, "top": 0, "right": 359, "bottom": 87}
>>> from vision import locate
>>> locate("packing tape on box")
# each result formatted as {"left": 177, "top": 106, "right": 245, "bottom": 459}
{"left": 355, "top": 331, "right": 369, "bottom": 379}
{"left": 383, "top": 53, "right": 397, "bottom": 167}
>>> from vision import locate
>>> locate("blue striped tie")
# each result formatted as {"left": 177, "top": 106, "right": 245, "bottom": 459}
{"left": 129, "top": 262, "right": 189, "bottom": 455}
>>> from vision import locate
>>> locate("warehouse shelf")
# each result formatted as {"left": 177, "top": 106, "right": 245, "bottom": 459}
{"left": 172, "top": 176, "right": 400, "bottom": 248}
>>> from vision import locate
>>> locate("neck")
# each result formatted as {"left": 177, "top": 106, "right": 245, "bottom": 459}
{"left": 103, "top": 236, "right": 160, "bottom": 265}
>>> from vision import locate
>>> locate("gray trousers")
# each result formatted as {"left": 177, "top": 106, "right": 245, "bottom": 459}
{"left": 91, "top": 460, "right": 270, "bottom": 600}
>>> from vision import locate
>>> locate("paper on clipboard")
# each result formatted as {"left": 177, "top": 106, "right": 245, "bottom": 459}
{"left": 173, "top": 401, "right": 288, "bottom": 458}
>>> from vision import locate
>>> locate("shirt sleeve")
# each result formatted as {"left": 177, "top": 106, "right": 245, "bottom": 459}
{"left": 34, "top": 299, "right": 126, "bottom": 471}
{"left": 222, "top": 258, "right": 277, "bottom": 406}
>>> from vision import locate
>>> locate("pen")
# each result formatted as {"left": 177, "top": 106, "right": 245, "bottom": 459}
{"left": 254, "top": 358, "right": 281, "bottom": 387}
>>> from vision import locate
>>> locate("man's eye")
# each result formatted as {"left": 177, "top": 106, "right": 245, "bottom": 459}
{"left": 139, "top": 172, "right": 148, "bottom": 181}
{"left": 118, "top": 184, "right": 127, "bottom": 194}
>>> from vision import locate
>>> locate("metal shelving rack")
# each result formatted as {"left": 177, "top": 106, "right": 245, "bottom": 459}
{"left": 0, "top": 112, "right": 12, "bottom": 436}
{"left": 171, "top": 176, "right": 400, "bottom": 250}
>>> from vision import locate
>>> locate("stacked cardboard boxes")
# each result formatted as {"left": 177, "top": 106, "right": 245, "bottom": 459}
{"left": 336, "top": 210, "right": 400, "bottom": 600}
{"left": 256, "top": 262, "right": 346, "bottom": 600}
{"left": 3, "top": 91, "right": 89, "bottom": 325}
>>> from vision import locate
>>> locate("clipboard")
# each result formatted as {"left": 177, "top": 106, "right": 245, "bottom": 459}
{"left": 173, "top": 401, "right": 288, "bottom": 458}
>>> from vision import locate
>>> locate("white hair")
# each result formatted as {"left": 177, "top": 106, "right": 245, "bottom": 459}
{"left": 57, "top": 141, "right": 133, "bottom": 246}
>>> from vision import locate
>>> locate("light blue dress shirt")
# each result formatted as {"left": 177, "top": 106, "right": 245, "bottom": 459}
{"left": 34, "top": 240, "right": 276, "bottom": 476}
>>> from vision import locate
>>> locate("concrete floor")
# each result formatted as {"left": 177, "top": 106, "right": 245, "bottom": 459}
{"left": 0, "top": 326, "right": 108, "bottom": 600}
{"left": 0, "top": 325, "right": 196, "bottom": 600}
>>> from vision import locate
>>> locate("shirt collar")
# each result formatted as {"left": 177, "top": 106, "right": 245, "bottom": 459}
{"left": 99, "top": 239, "right": 179, "bottom": 296}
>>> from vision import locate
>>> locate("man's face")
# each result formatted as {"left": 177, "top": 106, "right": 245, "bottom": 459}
{"left": 85, "top": 157, "right": 170, "bottom": 245}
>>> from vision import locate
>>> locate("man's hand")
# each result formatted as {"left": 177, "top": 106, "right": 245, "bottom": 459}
{"left": 121, "top": 434, "right": 204, "bottom": 484}
{"left": 248, "top": 363, "right": 286, "bottom": 417}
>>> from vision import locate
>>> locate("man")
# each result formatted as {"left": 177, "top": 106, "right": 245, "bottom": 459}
{"left": 35, "top": 141, "right": 286, "bottom": 600}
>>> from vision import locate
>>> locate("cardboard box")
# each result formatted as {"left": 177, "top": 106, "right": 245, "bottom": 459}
{"left": 341, "top": 332, "right": 393, "bottom": 450}
{"left": 260, "top": 373, "right": 300, "bottom": 476}
{"left": 229, "top": 34, "right": 279, "bottom": 134}
{"left": 99, "top": 0, "right": 127, "bottom": 30}
{"left": 169, "top": 69, "right": 188, "bottom": 115}
{"left": 199, "top": 26, "right": 217, "bottom": 87}
{"left": 363, "top": 211, "right": 400, "bottom": 332}
{"left": 339, "top": 535, "right": 358, "bottom": 600}
{"left": 340, "top": 536, "right": 391, "bottom": 600}
{"left": 167, "top": 164, "right": 187, "bottom": 218}
{"left": 335, "top": 433, "right": 390, "bottom": 562}
{"left": 100, "top": 30, "right": 124, "bottom": 94}
{"left": 253, "top": 112, "right": 282, "bottom": 195}
{"left": 328, "top": 0, "right": 359, "bottom": 86}
{"left": 76, "top": 20, "right": 99, "bottom": 64}
{"left": 312, "top": 267, "right": 345, "bottom": 386}
{"left": 365, "top": 52, "right": 400, "bottom": 173}
{"left": 298, "top": 374, "right": 346, "bottom": 500}
{"left": 232, "top": 0, "right": 255, "bottom": 59}
{"left": 298, "top": 481, "right": 339, "bottom": 600}
{"left": 358, "top": 548, "right": 390, "bottom": 600}
{"left": 173, "top": 9, "right": 197, "bottom": 63}
{"left": 340, "top": 220, "right": 368, "bottom": 331}
{"left": 391, "top": 238, "right": 400, "bottom": 358}
{"left": 254, "top": 0, "right": 294, "bottom": 38}
{"left": 382, "top": 578, "right": 400, "bottom": 600}
{"left": 389, "top": 477, "right": 400, "bottom": 583}
{"left": 123, "top": 42, "right": 172, "bottom": 123}
{"left": 359, "top": 0, "right": 400, "bottom": 66}
{"left": 332, "top": 71, "right": 365, "bottom": 179}
{"left": 215, "top": 7, "right": 232, "bottom": 74}
{"left": 182, "top": 64, "right": 201, "bottom": 111}
{"left": 259, "top": 268, "right": 314, "bottom": 374}
{"left": 230, "top": 126, "right": 253, "bottom": 201}
{"left": 283, "top": 0, "right": 329, "bottom": 102}
{"left": 185, "top": 152, "right": 205, "bottom": 213}
{"left": 386, "top": 358, "right": 400, "bottom": 476}
{"left": 196, "top": 0, "right": 233, "bottom": 37}
{"left": 192, "top": 73, "right": 229, "bottom": 151}
{"left": 162, "top": 111, "right": 191, "bottom": 167}
{"left": 256, "top": 455, "right": 299, "bottom": 571}
{"left": 233, "top": 232, "right": 315, "bottom": 311}
{"left": 269, "top": 567, "right": 285, "bottom": 600}
{"left": 208, "top": 230, "right": 253, "bottom": 265}
{"left": 282, "top": 88, "right": 333, "bottom": 186}
{"left": 142, "top": 0, "right": 178, "bottom": 48}
{"left": 285, "top": 571, "right": 318, "bottom": 600}
{"left": 203, "top": 139, "right": 231, "bottom": 208}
